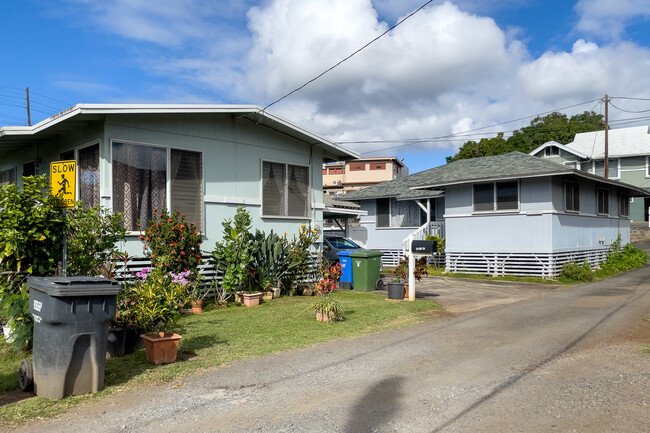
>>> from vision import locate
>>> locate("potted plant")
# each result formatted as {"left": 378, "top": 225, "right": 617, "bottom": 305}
{"left": 312, "top": 277, "right": 340, "bottom": 322}
{"left": 312, "top": 259, "right": 343, "bottom": 322}
{"left": 391, "top": 256, "right": 428, "bottom": 299}
{"left": 131, "top": 262, "right": 190, "bottom": 364}
{"left": 212, "top": 207, "right": 260, "bottom": 306}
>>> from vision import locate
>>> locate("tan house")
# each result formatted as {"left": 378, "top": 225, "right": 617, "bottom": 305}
{"left": 323, "top": 157, "right": 408, "bottom": 195}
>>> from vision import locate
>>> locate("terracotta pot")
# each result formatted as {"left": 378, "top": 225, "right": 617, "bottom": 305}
{"left": 316, "top": 310, "right": 337, "bottom": 323}
{"left": 403, "top": 283, "right": 409, "bottom": 299}
{"left": 242, "top": 292, "right": 262, "bottom": 307}
{"left": 141, "top": 332, "right": 182, "bottom": 364}
{"left": 262, "top": 291, "right": 273, "bottom": 301}
{"left": 302, "top": 288, "right": 313, "bottom": 296}
{"left": 191, "top": 299, "right": 203, "bottom": 314}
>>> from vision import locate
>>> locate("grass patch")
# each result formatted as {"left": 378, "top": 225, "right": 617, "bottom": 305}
{"left": 0, "top": 291, "right": 441, "bottom": 425}
{"left": 644, "top": 346, "right": 650, "bottom": 355}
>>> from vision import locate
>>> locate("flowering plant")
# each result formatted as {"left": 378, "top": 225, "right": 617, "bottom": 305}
{"left": 312, "top": 258, "right": 341, "bottom": 321}
{"left": 129, "top": 261, "right": 191, "bottom": 334}
{"left": 140, "top": 209, "right": 203, "bottom": 278}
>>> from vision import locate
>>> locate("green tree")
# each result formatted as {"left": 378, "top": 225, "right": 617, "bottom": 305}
{"left": 447, "top": 111, "right": 605, "bottom": 163}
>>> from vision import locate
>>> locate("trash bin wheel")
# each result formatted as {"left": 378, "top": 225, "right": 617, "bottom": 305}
{"left": 19, "top": 358, "right": 34, "bottom": 392}
{"left": 375, "top": 279, "right": 385, "bottom": 290}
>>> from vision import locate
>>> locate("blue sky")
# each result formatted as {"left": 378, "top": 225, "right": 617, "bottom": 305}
{"left": 2, "top": 0, "right": 650, "bottom": 173}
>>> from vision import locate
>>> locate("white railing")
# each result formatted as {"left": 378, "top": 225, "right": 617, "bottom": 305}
{"left": 402, "top": 221, "right": 445, "bottom": 255}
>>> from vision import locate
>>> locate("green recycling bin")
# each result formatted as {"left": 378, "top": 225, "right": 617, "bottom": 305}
{"left": 350, "top": 250, "right": 383, "bottom": 292}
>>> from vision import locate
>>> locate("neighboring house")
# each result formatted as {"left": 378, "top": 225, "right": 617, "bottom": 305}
{"left": 529, "top": 125, "right": 650, "bottom": 222}
{"left": 0, "top": 104, "right": 358, "bottom": 257}
{"left": 323, "top": 157, "right": 408, "bottom": 195}
{"left": 341, "top": 152, "right": 648, "bottom": 277}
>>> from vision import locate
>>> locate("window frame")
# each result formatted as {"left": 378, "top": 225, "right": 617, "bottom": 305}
{"left": 592, "top": 158, "right": 621, "bottom": 179}
{"left": 597, "top": 188, "right": 609, "bottom": 215}
{"left": 110, "top": 139, "right": 204, "bottom": 233}
{"left": 619, "top": 193, "right": 629, "bottom": 217}
{"left": 261, "top": 160, "right": 311, "bottom": 219}
{"left": 61, "top": 141, "right": 101, "bottom": 209}
{"left": 376, "top": 197, "right": 433, "bottom": 228}
{"left": 0, "top": 167, "right": 17, "bottom": 186}
{"left": 472, "top": 181, "right": 520, "bottom": 213}
{"left": 564, "top": 181, "right": 580, "bottom": 213}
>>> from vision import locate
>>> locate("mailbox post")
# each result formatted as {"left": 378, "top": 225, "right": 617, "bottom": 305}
{"left": 407, "top": 239, "right": 437, "bottom": 301}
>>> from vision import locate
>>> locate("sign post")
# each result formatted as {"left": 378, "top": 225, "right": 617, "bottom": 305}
{"left": 50, "top": 160, "right": 77, "bottom": 276}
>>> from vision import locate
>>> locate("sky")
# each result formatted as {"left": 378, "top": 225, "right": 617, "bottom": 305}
{"left": 1, "top": 0, "right": 650, "bottom": 173}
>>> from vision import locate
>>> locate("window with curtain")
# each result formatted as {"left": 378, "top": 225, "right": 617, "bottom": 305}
{"left": 0, "top": 168, "right": 16, "bottom": 186}
{"left": 171, "top": 149, "right": 203, "bottom": 231}
{"left": 112, "top": 142, "right": 167, "bottom": 231}
{"left": 78, "top": 144, "right": 100, "bottom": 209}
{"left": 376, "top": 198, "right": 428, "bottom": 228}
{"left": 262, "top": 161, "right": 309, "bottom": 217}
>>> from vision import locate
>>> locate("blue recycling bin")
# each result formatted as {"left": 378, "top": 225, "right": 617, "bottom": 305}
{"left": 337, "top": 250, "right": 354, "bottom": 290}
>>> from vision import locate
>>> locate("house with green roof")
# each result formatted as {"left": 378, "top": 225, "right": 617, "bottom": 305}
{"left": 341, "top": 151, "right": 648, "bottom": 277}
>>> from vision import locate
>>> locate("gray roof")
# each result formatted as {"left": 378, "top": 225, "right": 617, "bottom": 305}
{"left": 340, "top": 151, "right": 649, "bottom": 200}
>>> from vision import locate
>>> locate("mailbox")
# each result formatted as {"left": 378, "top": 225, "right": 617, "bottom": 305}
{"left": 411, "top": 240, "right": 437, "bottom": 254}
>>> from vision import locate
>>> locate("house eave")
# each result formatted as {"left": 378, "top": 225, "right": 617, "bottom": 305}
{"left": 0, "top": 103, "right": 359, "bottom": 160}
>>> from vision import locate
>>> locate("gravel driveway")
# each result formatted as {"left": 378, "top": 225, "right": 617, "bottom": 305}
{"left": 9, "top": 267, "right": 650, "bottom": 433}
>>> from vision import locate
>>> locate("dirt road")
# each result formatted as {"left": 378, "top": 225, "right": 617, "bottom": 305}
{"left": 10, "top": 267, "right": 650, "bottom": 433}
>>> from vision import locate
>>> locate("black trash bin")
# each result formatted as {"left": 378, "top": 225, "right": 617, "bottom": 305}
{"left": 25, "top": 276, "right": 120, "bottom": 399}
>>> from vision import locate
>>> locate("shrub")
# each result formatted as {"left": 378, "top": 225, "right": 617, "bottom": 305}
{"left": 0, "top": 175, "right": 66, "bottom": 275}
{"left": 560, "top": 261, "right": 594, "bottom": 282}
{"left": 129, "top": 262, "right": 191, "bottom": 334}
{"left": 285, "top": 224, "right": 320, "bottom": 287}
{"left": 598, "top": 241, "right": 648, "bottom": 275}
{"left": 0, "top": 280, "right": 32, "bottom": 351}
{"left": 212, "top": 206, "right": 257, "bottom": 293}
{"left": 141, "top": 209, "right": 203, "bottom": 277}
{"left": 66, "top": 205, "right": 126, "bottom": 276}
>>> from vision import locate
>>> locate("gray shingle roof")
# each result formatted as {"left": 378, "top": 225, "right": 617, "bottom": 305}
{"left": 339, "top": 151, "right": 649, "bottom": 200}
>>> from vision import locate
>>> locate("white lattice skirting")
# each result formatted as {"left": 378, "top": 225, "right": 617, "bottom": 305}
{"left": 445, "top": 248, "right": 610, "bottom": 278}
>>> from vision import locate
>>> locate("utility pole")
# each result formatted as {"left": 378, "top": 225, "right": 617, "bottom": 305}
{"left": 25, "top": 87, "right": 31, "bottom": 126}
{"left": 605, "top": 93, "right": 609, "bottom": 179}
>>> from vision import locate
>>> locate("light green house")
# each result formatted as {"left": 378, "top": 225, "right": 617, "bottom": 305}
{"left": 0, "top": 104, "right": 358, "bottom": 256}
{"left": 529, "top": 125, "right": 650, "bottom": 222}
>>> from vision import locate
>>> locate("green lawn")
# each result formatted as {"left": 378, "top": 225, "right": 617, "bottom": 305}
{"left": 0, "top": 291, "right": 441, "bottom": 425}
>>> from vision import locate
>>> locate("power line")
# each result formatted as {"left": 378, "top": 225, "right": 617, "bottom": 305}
{"left": 341, "top": 98, "right": 601, "bottom": 152}
{"left": 608, "top": 100, "right": 650, "bottom": 114}
{"left": 262, "top": 0, "right": 438, "bottom": 112}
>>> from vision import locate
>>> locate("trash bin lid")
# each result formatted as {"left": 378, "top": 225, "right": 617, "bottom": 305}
{"left": 27, "top": 276, "right": 121, "bottom": 297}
{"left": 336, "top": 250, "right": 354, "bottom": 257}
{"left": 349, "top": 249, "right": 383, "bottom": 258}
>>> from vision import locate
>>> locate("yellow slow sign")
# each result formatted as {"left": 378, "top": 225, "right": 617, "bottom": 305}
{"left": 50, "top": 160, "right": 76, "bottom": 208}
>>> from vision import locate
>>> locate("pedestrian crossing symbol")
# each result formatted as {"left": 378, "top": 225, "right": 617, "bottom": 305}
{"left": 50, "top": 160, "right": 76, "bottom": 208}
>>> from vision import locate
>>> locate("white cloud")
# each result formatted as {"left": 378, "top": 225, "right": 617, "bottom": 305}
{"left": 45, "top": 0, "right": 650, "bottom": 165}
{"left": 575, "top": 0, "right": 650, "bottom": 41}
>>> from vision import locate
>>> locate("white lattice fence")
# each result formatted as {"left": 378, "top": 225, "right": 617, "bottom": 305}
{"left": 445, "top": 248, "right": 609, "bottom": 278}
